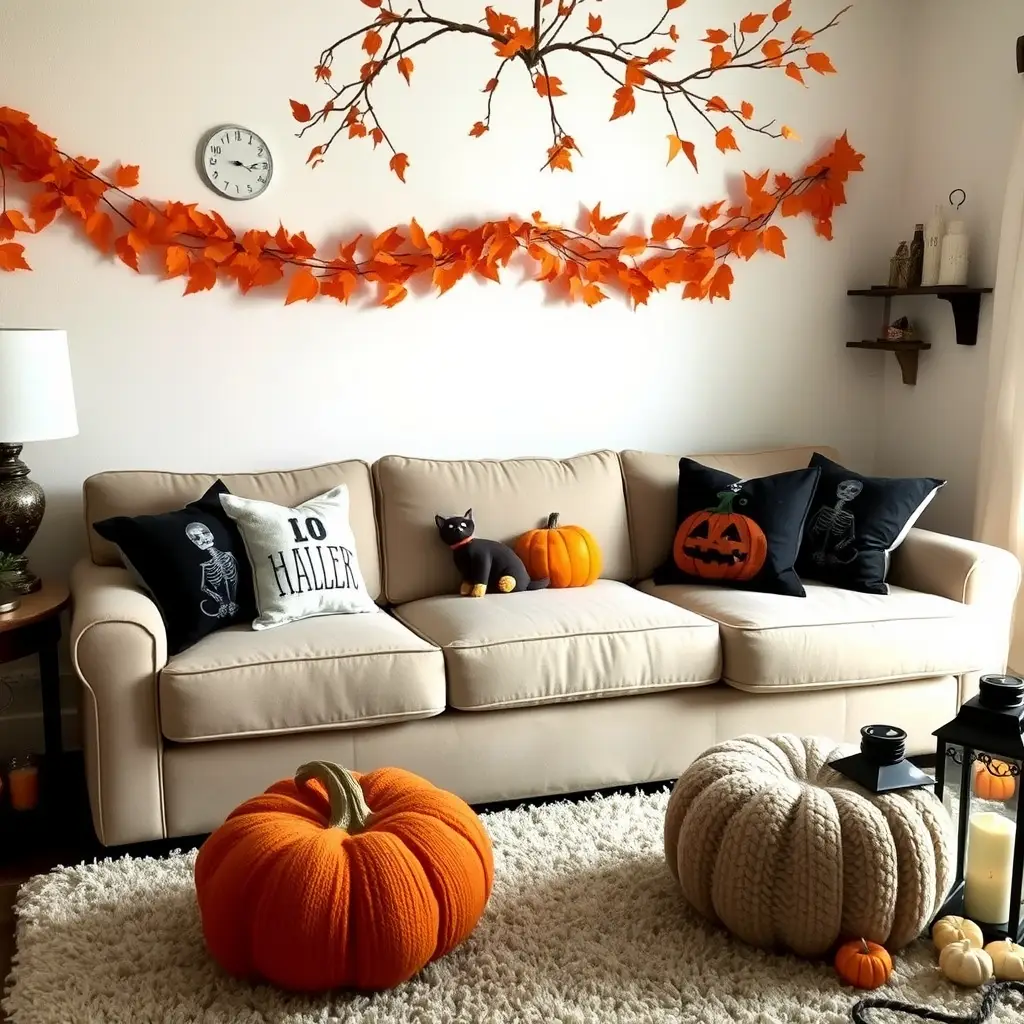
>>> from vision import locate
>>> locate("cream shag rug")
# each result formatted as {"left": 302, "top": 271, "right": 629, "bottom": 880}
{"left": 5, "top": 790, "right": 1022, "bottom": 1023}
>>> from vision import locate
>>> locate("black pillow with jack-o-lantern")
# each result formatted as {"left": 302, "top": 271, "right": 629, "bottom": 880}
{"left": 652, "top": 458, "right": 820, "bottom": 597}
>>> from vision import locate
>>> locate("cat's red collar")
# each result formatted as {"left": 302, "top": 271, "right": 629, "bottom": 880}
{"left": 449, "top": 537, "right": 473, "bottom": 550}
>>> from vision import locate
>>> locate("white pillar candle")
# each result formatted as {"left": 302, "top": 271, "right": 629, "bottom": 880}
{"left": 964, "top": 812, "right": 1016, "bottom": 924}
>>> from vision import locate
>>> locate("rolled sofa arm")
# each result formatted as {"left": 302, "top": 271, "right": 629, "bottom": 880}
{"left": 888, "top": 529, "right": 1022, "bottom": 703}
{"left": 888, "top": 528, "right": 1021, "bottom": 608}
{"left": 70, "top": 558, "right": 168, "bottom": 845}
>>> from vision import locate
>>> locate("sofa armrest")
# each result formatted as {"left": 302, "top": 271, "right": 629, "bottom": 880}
{"left": 70, "top": 558, "right": 168, "bottom": 845}
{"left": 888, "top": 528, "right": 1021, "bottom": 608}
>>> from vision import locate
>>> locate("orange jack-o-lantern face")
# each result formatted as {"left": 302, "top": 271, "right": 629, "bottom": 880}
{"left": 672, "top": 488, "right": 767, "bottom": 582}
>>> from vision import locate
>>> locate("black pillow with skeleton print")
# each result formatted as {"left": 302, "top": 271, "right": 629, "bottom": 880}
{"left": 796, "top": 453, "right": 945, "bottom": 594}
{"left": 92, "top": 481, "right": 257, "bottom": 654}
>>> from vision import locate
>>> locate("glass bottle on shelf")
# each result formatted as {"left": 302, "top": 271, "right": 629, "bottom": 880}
{"left": 908, "top": 224, "right": 925, "bottom": 288}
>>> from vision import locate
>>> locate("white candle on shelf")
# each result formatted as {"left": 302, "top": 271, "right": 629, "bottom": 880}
{"left": 964, "top": 811, "right": 1016, "bottom": 924}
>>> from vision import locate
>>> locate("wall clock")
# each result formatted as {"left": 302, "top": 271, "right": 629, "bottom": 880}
{"left": 197, "top": 125, "right": 273, "bottom": 201}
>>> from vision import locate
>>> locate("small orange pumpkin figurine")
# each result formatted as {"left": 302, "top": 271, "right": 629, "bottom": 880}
{"left": 515, "top": 512, "right": 602, "bottom": 588}
{"left": 835, "top": 938, "right": 893, "bottom": 990}
{"left": 194, "top": 761, "right": 494, "bottom": 992}
{"left": 672, "top": 487, "right": 768, "bottom": 582}
{"left": 973, "top": 759, "right": 1017, "bottom": 802}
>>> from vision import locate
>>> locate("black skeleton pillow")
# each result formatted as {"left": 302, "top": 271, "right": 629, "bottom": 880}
{"left": 796, "top": 453, "right": 945, "bottom": 594}
{"left": 92, "top": 480, "right": 257, "bottom": 655}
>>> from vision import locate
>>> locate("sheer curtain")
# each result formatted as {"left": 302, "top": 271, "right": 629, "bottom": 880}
{"left": 975, "top": 115, "right": 1024, "bottom": 670}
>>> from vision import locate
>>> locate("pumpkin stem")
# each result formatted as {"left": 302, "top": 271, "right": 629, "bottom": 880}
{"left": 711, "top": 490, "right": 738, "bottom": 514}
{"left": 859, "top": 938, "right": 870, "bottom": 955}
{"left": 546, "top": 512, "right": 560, "bottom": 530}
{"left": 295, "top": 760, "right": 373, "bottom": 833}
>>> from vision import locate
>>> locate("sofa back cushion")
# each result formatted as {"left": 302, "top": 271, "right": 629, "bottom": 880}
{"left": 374, "top": 450, "right": 630, "bottom": 605}
{"left": 84, "top": 461, "right": 382, "bottom": 602}
{"left": 620, "top": 445, "right": 840, "bottom": 581}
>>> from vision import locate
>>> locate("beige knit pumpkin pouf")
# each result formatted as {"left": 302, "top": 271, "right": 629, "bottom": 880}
{"left": 664, "top": 733, "right": 956, "bottom": 958}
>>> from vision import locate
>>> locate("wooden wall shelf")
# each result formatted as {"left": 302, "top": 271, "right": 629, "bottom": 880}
{"left": 846, "top": 340, "right": 932, "bottom": 386}
{"left": 847, "top": 285, "right": 993, "bottom": 347}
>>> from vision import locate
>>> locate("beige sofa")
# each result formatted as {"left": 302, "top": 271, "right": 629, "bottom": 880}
{"left": 69, "top": 445, "right": 1021, "bottom": 847}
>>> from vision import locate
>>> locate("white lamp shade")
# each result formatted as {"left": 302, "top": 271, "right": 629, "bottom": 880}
{"left": 0, "top": 329, "right": 78, "bottom": 442}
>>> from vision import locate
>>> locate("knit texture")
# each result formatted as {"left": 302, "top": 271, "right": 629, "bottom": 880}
{"left": 664, "top": 733, "right": 956, "bottom": 957}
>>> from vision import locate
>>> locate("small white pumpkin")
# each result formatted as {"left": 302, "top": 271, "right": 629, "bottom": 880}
{"left": 939, "top": 939, "right": 994, "bottom": 987}
{"left": 932, "top": 915, "right": 984, "bottom": 950}
{"left": 984, "top": 939, "right": 1024, "bottom": 981}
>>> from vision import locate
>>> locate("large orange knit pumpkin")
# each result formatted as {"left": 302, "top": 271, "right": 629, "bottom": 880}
{"left": 514, "top": 512, "right": 602, "bottom": 588}
{"left": 194, "top": 761, "right": 494, "bottom": 992}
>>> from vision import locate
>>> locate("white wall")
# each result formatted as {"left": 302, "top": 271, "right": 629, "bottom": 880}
{"left": 873, "top": 0, "right": 1024, "bottom": 537}
{"left": 0, "top": 0, "right": 909, "bottom": 590}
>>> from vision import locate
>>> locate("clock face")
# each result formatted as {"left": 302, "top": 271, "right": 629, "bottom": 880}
{"left": 199, "top": 125, "right": 273, "bottom": 201}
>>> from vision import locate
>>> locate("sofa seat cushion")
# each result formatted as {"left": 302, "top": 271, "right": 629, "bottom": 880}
{"left": 159, "top": 612, "right": 445, "bottom": 742}
{"left": 638, "top": 579, "right": 989, "bottom": 692}
{"left": 394, "top": 579, "right": 721, "bottom": 711}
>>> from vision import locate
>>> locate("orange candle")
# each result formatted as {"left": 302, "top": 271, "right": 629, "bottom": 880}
{"left": 8, "top": 759, "right": 39, "bottom": 811}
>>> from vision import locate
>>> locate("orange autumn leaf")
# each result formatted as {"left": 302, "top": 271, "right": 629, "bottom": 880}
{"left": 807, "top": 52, "right": 836, "bottom": 74}
{"left": 165, "top": 244, "right": 190, "bottom": 278}
{"left": 469, "top": 121, "right": 489, "bottom": 137}
{"left": 792, "top": 26, "right": 815, "bottom": 44}
{"left": 786, "top": 62, "right": 805, "bottom": 84}
{"left": 381, "top": 281, "right": 408, "bottom": 307}
{"left": 389, "top": 152, "right": 410, "bottom": 182}
{"left": 362, "top": 29, "right": 382, "bottom": 56}
{"left": 290, "top": 99, "right": 312, "bottom": 122}
{"left": 667, "top": 134, "right": 698, "bottom": 171}
{"left": 361, "top": 0, "right": 382, "bottom": 6}
{"left": 320, "top": 270, "right": 359, "bottom": 303}
{"left": 285, "top": 267, "right": 320, "bottom": 304}
{"left": 546, "top": 139, "right": 574, "bottom": 171}
{"left": 0, "top": 210, "right": 30, "bottom": 239}
{"left": 85, "top": 210, "right": 114, "bottom": 252}
{"left": 588, "top": 201, "right": 627, "bottom": 236}
{"left": 569, "top": 277, "right": 607, "bottom": 306}
{"left": 651, "top": 213, "right": 685, "bottom": 242}
{"left": 588, "top": 13, "right": 602, "bottom": 32}
{"left": 610, "top": 85, "right": 636, "bottom": 120}
{"left": 772, "top": 0, "right": 792, "bottom": 21}
{"left": 624, "top": 59, "right": 647, "bottom": 86}
{"left": 408, "top": 217, "right": 427, "bottom": 249}
{"left": 314, "top": 63, "right": 332, "bottom": 81}
{"left": 781, "top": 124, "right": 799, "bottom": 140}
{"left": 112, "top": 164, "right": 140, "bottom": 188}
{"left": 494, "top": 27, "right": 534, "bottom": 58}
{"left": 371, "top": 127, "right": 384, "bottom": 147}
{"left": 703, "top": 28, "right": 729, "bottom": 43}
{"left": 710, "top": 45, "right": 732, "bottom": 68}
{"left": 667, "top": 0, "right": 686, "bottom": 8}
{"left": 184, "top": 257, "right": 217, "bottom": 294}
{"left": 397, "top": 56, "right": 414, "bottom": 83}
{"left": 709, "top": 263, "right": 734, "bottom": 301}
{"left": 762, "top": 225, "right": 787, "bottom": 256}
{"left": 706, "top": 96, "right": 729, "bottom": 112}
{"left": 647, "top": 47, "right": 674, "bottom": 63}
{"left": 715, "top": 127, "right": 739, "bottom": 152}
{"left": 739, "top": 12, "right": 768, "bottom": 33}
{"left": 114, "top": 234, "right": 139, "bottom": 271}
{"left": 0, "top": 243, "right": 30, "bottom": 272}
{"left": 535, "top": 75, "right": 566, "bottom": 97}
{"left": 620, "top": 236, "right": 647, "bottom": 257}
{"left": 762, "top": 38, "right": 784, "bottom": 60}
{"left": 482, "top": 77, "right": 499, "bottom": 92}
{"left": 740, "top": 101, "right": 755, "bottom": 120}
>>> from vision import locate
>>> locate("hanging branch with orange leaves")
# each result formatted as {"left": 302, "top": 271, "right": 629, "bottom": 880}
{"left": 295, "top": 0, "right": 848, "bottom": 178}
{"left": 0, "top": 106, "right": 863, "bottom": 305}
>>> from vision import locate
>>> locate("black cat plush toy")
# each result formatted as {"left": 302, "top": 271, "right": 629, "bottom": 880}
{"left": 435, "top": 510, "right": 549, "bottom": 597}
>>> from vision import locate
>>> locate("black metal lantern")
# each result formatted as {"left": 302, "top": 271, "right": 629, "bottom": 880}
{"left": 933, "top": 673, "right": 1024, "bottom": 943}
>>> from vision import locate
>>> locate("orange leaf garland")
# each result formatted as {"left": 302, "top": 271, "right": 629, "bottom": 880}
{"left": 0, "top": 108, "right": 862, "bottom": 309}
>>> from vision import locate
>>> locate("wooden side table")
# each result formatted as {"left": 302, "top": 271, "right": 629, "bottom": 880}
{"left": 0, "top": 581, "right": 70, "bottom": 760}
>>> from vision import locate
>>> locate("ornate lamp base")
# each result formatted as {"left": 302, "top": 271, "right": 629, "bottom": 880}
{"left": 0, "top": 442, "right": 45, "bottom": 593}
{"left": 0, "top": 554, "right": 40, "bottom": 594}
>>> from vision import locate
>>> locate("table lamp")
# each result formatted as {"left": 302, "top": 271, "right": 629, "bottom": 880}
{"left": 0, "top": 329, "right": 78, "bottom": 599}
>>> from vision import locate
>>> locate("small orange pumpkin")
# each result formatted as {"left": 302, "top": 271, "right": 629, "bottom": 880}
{"left": 672, "top": 488, "right": 767, "bottom": 582}
{"left": 834, "top": 938, "right": 893, "bottom": 990}
{"left": 515, "top": 512, "right": 602, "bottom": 588}
{"left": 194, "top": 761, "right": 494, "bottom": 992}
{"left": 973, "top": 759, "right": 1017, "bottom": 802}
